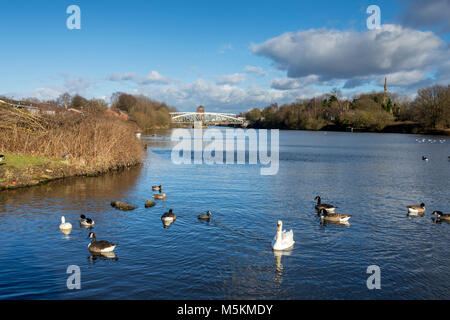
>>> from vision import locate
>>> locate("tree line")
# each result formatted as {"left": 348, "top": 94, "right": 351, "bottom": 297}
{"left": 243, "top": 84, "right": 450, "bottom": 132}
{"left": 19, "top": 92, "right": 178, "bottom": 131}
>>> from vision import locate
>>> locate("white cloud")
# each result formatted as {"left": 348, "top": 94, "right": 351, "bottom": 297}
{"left": 135, "top": 79, "right": 318, "bottom": 112}
{"left": 270, "top": 75, "right": 319, "bottom": 90}
{"left": 378, "top": 70, "right": 427, "bottom": 86}
{"left": 244, "top": 65, "right": 268, "bottom": 77}
{"left": 270, "top": 78, "right": 301, "bottom": 90}
{"left": 213, "top": 73, "right": 246, "bottom": 85}
{"left": 252, "top": 24, "right": 447, "bottom": 88}
{"left": 108, "top": 70, "right": 170, "bottom": 85}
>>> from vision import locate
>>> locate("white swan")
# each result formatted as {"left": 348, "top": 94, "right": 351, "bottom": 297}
{"left": 59, "top": 216, "right": 72, "bottom": 233}
{"left": 272, "top": 220, "right": 295, "bottom": 251}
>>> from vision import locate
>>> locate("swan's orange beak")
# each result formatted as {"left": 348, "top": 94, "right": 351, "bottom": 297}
{"left": 277, "top": 225, "right": 281, "bottom": 231}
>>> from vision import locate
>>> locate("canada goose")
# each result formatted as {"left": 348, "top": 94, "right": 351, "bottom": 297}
{"left": 59, "top": 216, "right": 72, "bottom": 231}
{"left": 432, "top": 211, "right": 450, "bottom": 221}
{"left": 79, "top": 214, "right": 95, "bottom": 227}
{"left": 319, "top": 208, "right": 351, "bottom": 224}
{"left": 198, "top": 211, "right": 212, "bottom": 220}
{"left": 0, "top": 155, "right": 4, "bottom": 162}
{"left": 152, "top": 185, "right": 162, "bottom": 191}
{"left": 88, "top": 232, "right": 116, "bottom": 253}
{"left": 272, "top": 220, "right": 295, "bottom": 251}
{"left": 153, "top": 193, "right": 166, "bottom": 200}
{"left": 314, "top": 196, "right": 336, "bottom": 212}
{"left": 407, "top": 203, "right": 426, "bottom": 215}
{"left": 161, "top": 209, "right": 176, "bottom": 223}
{"left": 422, "top": 156, "right": 429, "bottom": 161}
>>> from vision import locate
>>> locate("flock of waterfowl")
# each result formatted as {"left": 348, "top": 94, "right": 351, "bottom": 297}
{"left": 56, "top": 154, "right": 449, "bottom": 256}
{"left": 58, "top": 184, "right": 214, "bottom": 256}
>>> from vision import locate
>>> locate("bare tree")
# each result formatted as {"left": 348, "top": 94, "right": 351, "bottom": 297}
{"left": 412, "top": 85, "right": 450, "bottom": 128}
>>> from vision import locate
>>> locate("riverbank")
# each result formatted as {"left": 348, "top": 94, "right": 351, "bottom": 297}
{"left": 0, "top": 153, "right": 141, "bottom": 191}
{"left": 248, "top": 121, "right": 450, "bottom": 136}
{"left": 0, "top": 105, "right": 144, "bottom": 191}
{"left": 320, "top": 121, "right": 450, "bottom": 135}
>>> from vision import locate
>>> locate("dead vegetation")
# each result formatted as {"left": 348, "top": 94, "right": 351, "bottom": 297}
{"left": 0, "top": 105, "right": 143, "bottom": 174}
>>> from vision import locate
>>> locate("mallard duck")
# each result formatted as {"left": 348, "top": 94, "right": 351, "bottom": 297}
{"left": 153, "top": 193, "right": 166, "bottom": 200}
{"left": 432, "top": 211, "right": 450, "bottom": 221}
{"left": 314, "top": 196, "right": 336, "bottom": 212}
{"left": 161, "top": 209, "right": 176, "bottom": 223}
{"left": 88, "top": 232, "right": 116, "bottom": 253}
{"left": 59, "top": 216, "right": 72, "bottom": 231}
{"left": 152, "top": 185, "right": 162, "bottom": 191}
{"left": 272, "top": 220, "right": 295, "bottom": 251}
{"left": 198, "top": 211, "right": 212, "bottom": 220}
{"left": 319, "top": 208, "right": 351, "bottom": 223}
{"left": 407, "top": 203, "right": 426, "bottom": 215}
{"left": 79, "top": 214, "right": 95, "bottom": 227}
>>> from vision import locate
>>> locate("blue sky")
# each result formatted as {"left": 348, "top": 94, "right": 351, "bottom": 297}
{"left": 0, "top": 0, "right": 449, "bottom": 112}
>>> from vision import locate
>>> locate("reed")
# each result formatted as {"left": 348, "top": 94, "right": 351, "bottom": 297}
{"left": 0, "top": 105, "right": 143, "bottom": 174}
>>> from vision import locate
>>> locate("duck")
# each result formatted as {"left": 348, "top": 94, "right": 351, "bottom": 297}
{"left": 272, "top": 220, "right": 295, "bottom": 251}
{"left": 432, "top": 211, "right": 450, "bottom": 221}
{"left": 153, "top": 193, "right": 166, "bottom": 200}
{"left": 79, "top": 214, "right": 95, "bottom": 227}
{"left": 88, "top": 232, "right": 116, "bottom": 253}
{"left": 161, "top": 209, "right": 176, "bottom": 223}
{"left": 319, "top": 208, "right": 351, "bottom": 224}
{"left": 422, "top": 156, "right": 429, "bottom": 161}
{"left": 314, "top": 196, "right": 336, "bottom": 212}
{"left": 198, "top": 211, "right": 212, "bottom": 220}
{"left": 407, "top": 203, "right": 426, "bottom": 215}
{"left": 152, "top": 185, "right": 162, "bottom": 191}
{"left": 59, "top": 216, "right": 72, "bottom": 231}
{"left": 0, "top": 154, "right": 4, "bottom": 162}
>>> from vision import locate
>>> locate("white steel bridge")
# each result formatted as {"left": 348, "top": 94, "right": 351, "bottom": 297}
{"left": 170, "top": 112, "right": 247, "bottom": 127}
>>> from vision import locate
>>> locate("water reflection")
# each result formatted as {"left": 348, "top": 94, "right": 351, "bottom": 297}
{"left": 432, "top": 217, "right": 450, "bottom": 225}
{"left": 319, "top": 219, "right": 350, "bottom": 227}
{"left": 273, "top": 249, "right": 292, "bottom": 284}
{"left": 60, "top": 229, "right": 72, "bottom": 235}
{"left": 88, "top": 252, "right": 118, "bottom": 262}
{"left": 1, "top": 130, "right": 449, "bottom": 299}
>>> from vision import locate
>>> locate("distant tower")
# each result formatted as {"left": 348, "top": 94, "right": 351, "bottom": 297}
{"left": 383, "top": 77, "right": 392, "bottom": 113}
{"left": 383, "top": 77, "right": 388, "bottom": 105}
{"left": 196, "top": 105, "right": 205, "bottom": 126}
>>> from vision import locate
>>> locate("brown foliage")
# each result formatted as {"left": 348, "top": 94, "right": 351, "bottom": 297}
{"left": 0, "top": 105, "right": 143, "bottom": 172}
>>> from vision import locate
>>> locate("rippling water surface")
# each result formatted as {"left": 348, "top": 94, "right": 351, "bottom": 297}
{"left": 0, "top": 130, "right": 449, "bottom": 299}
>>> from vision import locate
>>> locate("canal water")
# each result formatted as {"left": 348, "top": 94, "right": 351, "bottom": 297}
{"left": 0, "top": 130, "right": 449, "bottom": 299}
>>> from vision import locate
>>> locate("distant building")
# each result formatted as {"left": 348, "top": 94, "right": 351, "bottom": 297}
{"left": 106, "top": 108, "right": 129, "bottom": 120}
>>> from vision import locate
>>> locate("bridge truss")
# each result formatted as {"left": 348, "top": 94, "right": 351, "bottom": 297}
{"left": 170, "top": 112, "right": 247, "bottom": 126}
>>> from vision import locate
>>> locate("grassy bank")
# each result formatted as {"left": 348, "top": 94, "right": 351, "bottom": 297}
{"left": 0, "top": 105, "right": 144, "bottom": 190}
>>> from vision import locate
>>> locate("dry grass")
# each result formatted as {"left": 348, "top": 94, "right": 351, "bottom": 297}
{"left": 0, "top": 105, "right": 143, "bottom": 174}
